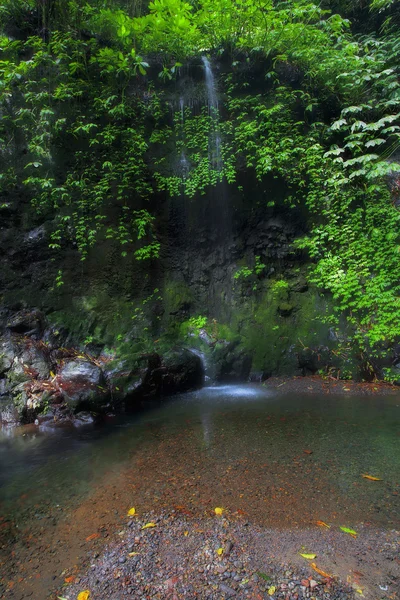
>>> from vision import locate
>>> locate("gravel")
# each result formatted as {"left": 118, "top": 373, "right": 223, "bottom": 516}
{"left": 60, "top": 510, "right": 399, "bottom": 600}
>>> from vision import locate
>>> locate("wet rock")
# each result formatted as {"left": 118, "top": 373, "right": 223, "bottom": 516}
{"left": 0, "top": 340, "right": 14, "bottom": 376}
{"left": 278, "top": 302, "right": 295, "bottom": 317}
{"left": 198, "top": 328, "right": 214, "bottom": 346}
{"left": 212, "top": 340, "right": 252, "bottom": 382}
{"left": 0, "top": 398, "right": 20, "bottom": 425}
{"left": 24, "top": 225, "right": 47, "bottom": 247}
{"left": 161, "top": 348, "right": 204, "bottom": 394}
{"left": 20, "top": 346, "right": 50, "bottom": 379}
{"left": 6, "top": 309, "right": 45, "bottom": 336}
{"left": 58, "top": 359, "right": 107, "bottom": 410}
{"left": 73, "top": 411, "right": 95, "bottom": 426}
{"left": 297, "top": 346, "right": 332, "bottom": 375}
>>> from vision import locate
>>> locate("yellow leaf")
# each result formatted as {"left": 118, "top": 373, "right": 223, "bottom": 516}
{"left": 311, "top": 562, "right": 333, "bottom": 579}
{"left": 127, "top": 507, "right": 136, "bottom": 516}
{"left": 184, "top": 531, "right": 189, "bottom": 536}
{"left": 217, "top": 548, "right": 223, "bottom": 556}
{"left": 77, "top": 592, "right": 90, "bottom": 600}
{"left": 299, "top": 553, "right": 317, "bottom": 560}
{"left": 50, "top": 370, "right": 55, "bottom": 378}
{"left": 142, "top": 522, "right": 156, "bottom": 529}
{"left": 128, "top": 552, "right": 139, "bottom": 557}
{"left": 214, "top": 507, "right": 223, "bottom": 515}
{"left": 316, "top": 520, "right": 331, "bottom": 528}
{"left": 268, "top": 586, "right": 276, "bottom": 595}
{"left": 340, "top": 526, "right": 358, "bottom": 536}
{"left": 362, "top": 474, "right": 382, "bottom": 481}
{"left": 356, "top": 589, "right": 364, "bottom": 595}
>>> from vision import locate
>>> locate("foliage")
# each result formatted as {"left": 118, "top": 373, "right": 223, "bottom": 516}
{"left": 180, "top": 315, "right": 208, "bottom": 336}
{"left": 1, "top": 0, "right": 400, "bottom": 361}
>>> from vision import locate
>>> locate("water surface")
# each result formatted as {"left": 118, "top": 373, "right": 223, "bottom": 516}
{"left": 1, "top": 384, "right": 399, "bottom": 528}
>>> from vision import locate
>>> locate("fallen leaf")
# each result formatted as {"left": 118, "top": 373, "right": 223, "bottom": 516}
{"left": 356, "top": 589, "right": 364, "bottom": 596}
{"left": 85, "top": 533, "right": 100, "bottom": 542}
{"left": 217, "top": 548, "right": 223, "bottom": 556}
{"left": 362, "top": 474, "right": 382, "bottom": 481}
{"left": 127, "top": 507, "right": 136, "bottom": 516}
{"left": 142, "top": 522, "right": 156, "bottom": 529}
{"left": 340, "top": 526, "right": 358, "bottom": 536}
{"left": 184, "top": 531, "right": 189, "bottom": 536}
{"left": 128, "top": 552, "right": 139, "bottom": 557}
{"left": 299, "top": 553, "right": 317, "bottom": 560}
{"left": 257, "top": 572, "right": 271, "bottom": 581}
{"left": 310, "top": 563, "right": 333, "bottom": 579}
{"left": 64, "top": 575, "right": 75, "bottom": 583}
{"left": 316, "top": 520, "right": 331, "bottom": 528}
{"left": 303, "top": 449, "right": 313, "bottom": 455}
{"left": 77, "top": 592, "right": 90, "bottom": 600}
{"left": 214, "top": 507, "right": 224, "bottom": 515}
{"left": 268, "top": 586, "right": 276, "bottom": 595}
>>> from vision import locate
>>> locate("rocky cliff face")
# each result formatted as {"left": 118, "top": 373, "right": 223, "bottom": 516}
{"left": 0, "top": 169, "right": 350, "bottom": 411}
{"left": 0, "top": 64, "right": 370, "bottom": 427}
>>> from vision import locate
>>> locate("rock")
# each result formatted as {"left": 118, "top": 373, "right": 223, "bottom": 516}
{"left": 58, "top": 359, "right": 107, "bottom": 410}
{"left": 73, "top": 411, "right": 95, "bottom": 426}
{"left": 297, "top": 346, "right": 331, "bottom": 375}
{"left": 161, "top": 348, "right": 204, "bottom": 394}
{"left": 0, "top": 399, "right": 20, "bottom": 425}
{"left": 199, "top": 328, "right": 214, "bottom": 346}
{"left": 24, "top": 225, "right": 47, "bottom": 246}
{"left": 278, "top": 302, "right": 294, "bottom": 317}
{"left": 20, "top": 346, "right": 50, "bottom": 379}
{"left": 6, "top": 309, "right": 45, "bottom": 336}
{"left": 219, "top": 583, "right": 236, "bottom": 597}
{"left": 212, "top": 340, "right": 252, "bottom": 382}
{"left": 290, "top": 276, "right": 308, "bottom": 293}
{"left": 0, "top": 340, "right": 14, "bottom": 376}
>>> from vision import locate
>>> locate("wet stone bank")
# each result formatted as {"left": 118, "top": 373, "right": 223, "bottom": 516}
{"left": 61, "top": 511, "right": 399, "bottom": 600}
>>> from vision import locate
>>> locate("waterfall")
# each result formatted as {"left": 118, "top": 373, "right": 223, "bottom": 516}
{"left": 178, "top": 97, "right": 189, "bottom": 179}
{"left": 202, "top": 57, "right": 218, "bottom": 111}
{"left": 202, "top": 56, "right": 222, "bottom": 171}
{"left": 189, "top": 348, "right": 211, "bottom": 383}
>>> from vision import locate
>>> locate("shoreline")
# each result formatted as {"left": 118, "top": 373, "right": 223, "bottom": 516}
{"left": 61, "top": 510, "right": 399, "bottom": 600}
{"left": 263, "top": 375, "right": 399, "bottom": 396}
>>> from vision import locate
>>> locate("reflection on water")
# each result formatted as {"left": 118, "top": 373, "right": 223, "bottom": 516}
{"left": 0, "top": 385, "right": 399, "bottom": 527}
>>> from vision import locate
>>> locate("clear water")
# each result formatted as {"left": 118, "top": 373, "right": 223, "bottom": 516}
{"left": 1, "top": 385, "right": 399, "bottom": 528}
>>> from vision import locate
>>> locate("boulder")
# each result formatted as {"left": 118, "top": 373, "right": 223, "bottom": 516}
{"left": 6, "top": 309, "right": 45, "bottom": 336}
{"left": 0, "top": 340, "right": 14, "bottom": 376}
{"left": 0, "top": 398, "right": 20, "bottom": 425}
{"left": 161, "top": 349, "right": 204, "bottom": 394}
{"left": 58, "top": 359, "right": 108, "bottom": 409}
{"left": 212, "top": 340, "right": 252, "bottom": 382}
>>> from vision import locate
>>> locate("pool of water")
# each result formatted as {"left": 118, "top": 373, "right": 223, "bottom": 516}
{"left": 1, "top": 384, "right": 399, "bottom": 528}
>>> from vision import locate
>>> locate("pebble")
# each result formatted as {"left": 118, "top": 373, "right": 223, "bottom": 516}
{"left": 62, "top": 511, "right": 392, "bottom": 600}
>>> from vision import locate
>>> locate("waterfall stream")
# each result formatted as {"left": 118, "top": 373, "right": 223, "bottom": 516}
{"left": 178, "top": 97, "right": 189, "bottom": 178}
{"left": 202, "top": 56, "right": 222, "bottom": 171}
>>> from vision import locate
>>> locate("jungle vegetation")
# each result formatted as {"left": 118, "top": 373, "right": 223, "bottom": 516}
{"left": 0, "top": 0, "right": 399, "bottom": 365}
